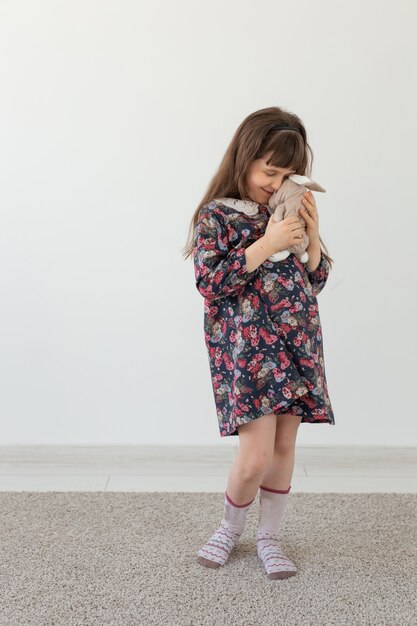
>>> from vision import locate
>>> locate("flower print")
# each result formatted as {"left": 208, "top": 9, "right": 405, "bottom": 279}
{"left": 252, "top": 294, "right": 260, "bottom": 308}
{"left": 278, "top": 322, "right": 294, "bottom": 338}
{"left": 231, "top": 330, "right": 245, "bottom": 360}
{"left": 293, "top": 331, "right": 304, "bottom": 347}
{"left": 303, "top": 337, "right": 313, "bottom": 356}
{"left": 263, "top": 274, "right": 277, "bottom": 293}
{"left": 216, "top": 383, "right": 231, "bottom": 401}
{"left": 242, "top": 298, "right": 254, "bottom": 322}
{"left": 302, "top": 393, "right": 317, "bottom": 408}
{"left": 300, "top": 357, "right": 315, "bottom": 369}
{"left": 285, "top": 314, "right": 299, "bottom": 328}
{"left": 278, "top": 276, "right": 295, "bottom": 291}
{"left": 247, "top": 352, "right": 264, "bottom": 376}
{"left": 282, "top": 385, "right": 293, "bottom": 399}
{"left": 230, "top": 329, "right": 238, "bottom": 343}
{"left": 194, "top": 205, "right": 260, "bottom": 301}
{"left": 277, "top": 351, "right": 291, "bottom": 369}
{"left": 210, "top": 320, "right": 224, "bottom": 344}
{"left": 223, "top": 352, "right": 234, "bottom": 371}
{"left": 257, "top": 363, "right": 274, "bottom": 384}
{"left": 258, "top": 327, "right": 279, "bottom": 345}
{"left": 208, "top": 304, "right": 219, "bottom": 317}
{"left": 243, "top": 324, "right": 260, "bottom": 347}
{"left": 230, "top": 329, "right": 244, "bottom": 347}
{"left": 259, "top": 396, "right": 273, "bottom": 412}
{"left": 194, "top": 200, "right": 334, "bottom": 437}
{"left": 272, "top": 366, "right": 286, "bottom": 384}
{"left": 271, "top": 297, "right": 291, "bottom": 313}
{"left": 213, "top": 346, "right": 223, "bottom": 368}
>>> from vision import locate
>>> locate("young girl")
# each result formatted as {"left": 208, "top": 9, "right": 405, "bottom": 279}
{"left": 183, "top": 106, "right": 335, "bottom": 580}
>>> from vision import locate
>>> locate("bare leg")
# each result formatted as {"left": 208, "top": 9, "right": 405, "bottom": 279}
{"left": 226, "top": 411, "right": 278, "bottom": 504}
{"left": 259, "top": 414, "right": 302, "bottom": 489}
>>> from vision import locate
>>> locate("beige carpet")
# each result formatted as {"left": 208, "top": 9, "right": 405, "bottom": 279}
{"left": 0, "top": 491, "right": 416, "bottom": 625}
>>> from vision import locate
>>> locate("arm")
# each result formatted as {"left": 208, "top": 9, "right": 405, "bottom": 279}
{"left": 306, "top": 238, "right": 321, "bottom": 272}
{"left": 305, "top": 246, "right": 331, "bottom": 296}
{"left": 193, "top": 205, "right": 268, "bottom": 301}
{"left": 244, "top": 236, "right": 276, "bottom": 273}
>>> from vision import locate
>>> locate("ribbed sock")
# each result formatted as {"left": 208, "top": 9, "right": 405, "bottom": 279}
{"left": 196, "top": 491, "right": 255, "bottom": 568}
{"left": 256, "top": 484, "right": 297, "bottom": 579}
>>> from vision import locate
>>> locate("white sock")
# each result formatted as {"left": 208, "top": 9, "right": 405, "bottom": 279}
{"left": 256, "top": 484, "right": 297, "bottom": 579}
{"left": 197, "top": 491, "right": 255, "bottom": 568}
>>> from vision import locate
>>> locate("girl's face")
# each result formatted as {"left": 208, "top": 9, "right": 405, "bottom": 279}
{"left": 244, "top": 150, "right": 296, "bottom": 204}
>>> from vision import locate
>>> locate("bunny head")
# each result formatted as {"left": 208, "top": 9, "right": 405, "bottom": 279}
{"left": 288, "top": 174, "right": 326, "bottom": 193}
{"left": 268, "top": 174, "right": 326, "bottom": 210}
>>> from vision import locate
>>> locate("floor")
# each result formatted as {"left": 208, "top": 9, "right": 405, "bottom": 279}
{"left": 0, "top": 445, "right": 416, "bottom": 492}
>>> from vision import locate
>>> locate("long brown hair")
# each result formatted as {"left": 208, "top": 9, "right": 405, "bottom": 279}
{"left": 182, "top": 105, "right": 333, "bottom": 267}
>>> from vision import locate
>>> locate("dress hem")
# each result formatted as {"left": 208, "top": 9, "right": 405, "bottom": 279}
{"left": 218, "top": 384, "right": 335, "bottom": 437}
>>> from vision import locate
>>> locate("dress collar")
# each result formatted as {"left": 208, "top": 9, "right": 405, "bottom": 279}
{"left": 214, "top": 197, "right": 268, "bottom": 217}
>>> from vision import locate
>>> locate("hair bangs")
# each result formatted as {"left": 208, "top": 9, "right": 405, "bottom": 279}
{"left": 262, "top": 133, "right": 307, "bottom": 175}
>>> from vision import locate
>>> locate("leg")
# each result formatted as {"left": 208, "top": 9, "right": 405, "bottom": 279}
{"left": 256, "top": 413, "right": 302, "bottom": 580}
{"left": 227, "top": 411, "right": 278, "bottom": 504}
{"left": 196, "top": 411, "right": 277, "bottom": 568}
{"left": 259, "top": 413, "right": 302, "bottom": 490}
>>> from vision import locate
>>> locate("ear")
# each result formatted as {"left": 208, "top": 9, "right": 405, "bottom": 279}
{"left": 289, "top": 174, "right": 326, "bottom": 193}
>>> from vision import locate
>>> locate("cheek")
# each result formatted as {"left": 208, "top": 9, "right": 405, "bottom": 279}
{"left": 257, "top": 175, "right": 268, "bottom": 187}
{"left": 248, "top": 175, "right": 261, "bottom": 189}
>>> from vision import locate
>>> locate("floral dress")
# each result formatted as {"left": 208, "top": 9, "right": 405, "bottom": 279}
{"left": 193, "top": 197, "right": 335, "bottom": 437}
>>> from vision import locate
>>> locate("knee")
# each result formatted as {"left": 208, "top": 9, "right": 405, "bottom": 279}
{"left": 238, "top": 455, "right": 272, "bottom": 481}
{"left": 273, "top": 437, "right": 295, "bottom": 457}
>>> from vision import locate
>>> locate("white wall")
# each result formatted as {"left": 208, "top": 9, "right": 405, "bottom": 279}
{"left": 0, "top": 0, "right": 415, "bottom": 446}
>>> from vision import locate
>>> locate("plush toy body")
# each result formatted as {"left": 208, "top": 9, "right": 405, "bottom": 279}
{"left": 267, "top": 174, "right": 326, "bottom": 264}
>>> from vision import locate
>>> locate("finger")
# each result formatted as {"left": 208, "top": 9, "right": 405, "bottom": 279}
{"left": 304, "top": 190, "right": 316, "bottom": 201}
{"left": 302, "top": 202, "right": 316, "bottom": 216}
{"left": 302, "top": 197, "right": 314, "bottom": 207}
{"left": 300, "top": 208, "right": 311, "bottom": 221}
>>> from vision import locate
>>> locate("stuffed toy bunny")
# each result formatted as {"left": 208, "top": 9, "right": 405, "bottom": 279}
{"left": 267, "top": 175, "right": 326, "bottom": 263}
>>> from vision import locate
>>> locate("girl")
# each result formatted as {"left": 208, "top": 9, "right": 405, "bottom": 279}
{"left": 183, "top": 106, "right": 335, "bottom": 579}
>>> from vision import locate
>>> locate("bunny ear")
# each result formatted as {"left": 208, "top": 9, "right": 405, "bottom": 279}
{"left": 289, "top": 174, "right": 326, "bottom": 193}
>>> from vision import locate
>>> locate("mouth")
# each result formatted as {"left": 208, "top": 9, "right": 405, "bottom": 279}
{"left": 262, "top": 188, "right": 273, "bottom": 196}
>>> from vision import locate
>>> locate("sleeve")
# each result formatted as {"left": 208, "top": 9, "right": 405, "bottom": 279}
{"left": 193, "top": 205, "right": 260, "bottom": 301}
{"left": 305, "top": 253, "right": 331, "bottom": 296}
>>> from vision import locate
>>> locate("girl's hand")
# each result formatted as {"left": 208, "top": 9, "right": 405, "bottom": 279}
{"left": 264, "top": 214, "right": 304, "bottom": 254}
{"left": 299, "top": 191, "right": 320, "bottom": 243}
